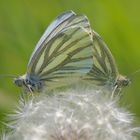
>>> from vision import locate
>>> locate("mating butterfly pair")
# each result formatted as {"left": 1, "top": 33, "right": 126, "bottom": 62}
{"left": 14, "top": 11, "right": 129, "bottom": 94}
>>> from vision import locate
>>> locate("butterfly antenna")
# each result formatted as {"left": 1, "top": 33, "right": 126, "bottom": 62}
{"left": 128, "top": 69, "right": 140, "bottom": 79}
{"left": 0, "top": 74, "right": 18, "bottom": 78}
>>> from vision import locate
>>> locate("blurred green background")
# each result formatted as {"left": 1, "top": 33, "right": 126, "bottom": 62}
{"left": 0, "top": 0, "right": 140, "bottom": 131}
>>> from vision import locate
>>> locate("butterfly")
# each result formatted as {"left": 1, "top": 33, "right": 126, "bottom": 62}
{"left": 14, "top": 10, "right": 130, "bottom": 94}
{"left": 85, "top": 31, "right": 130, "bottom": 94}
{"left": 14, "top": 11, "right": 94, "bottom": 92}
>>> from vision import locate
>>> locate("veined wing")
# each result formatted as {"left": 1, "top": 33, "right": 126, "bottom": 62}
{"left": 85, "top": 31, "right": 119, "bottom": 86}
{"left": 27, "top": 11, "right": 91, "bottom": 74}
{"left": 29, "top": 27, "right": 93, "bottom": 89}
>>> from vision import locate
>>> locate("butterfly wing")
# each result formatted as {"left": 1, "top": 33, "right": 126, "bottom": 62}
{"left": 27, "top": 11, "right": 91, "bottom": 74}
{"left": 85, "top": 31, "right": 119, "bottom": 86}
{"left": 28, "top": 27, "right": 93, "bottom": 90}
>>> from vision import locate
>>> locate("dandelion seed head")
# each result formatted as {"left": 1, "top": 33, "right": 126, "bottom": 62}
{"left": 2, "top": 86, "right": 140, "bottom": 140}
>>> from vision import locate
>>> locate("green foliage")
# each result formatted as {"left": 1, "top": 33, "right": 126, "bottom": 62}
{"left": 0, "top": 0, "right": 140, "bottom": 130}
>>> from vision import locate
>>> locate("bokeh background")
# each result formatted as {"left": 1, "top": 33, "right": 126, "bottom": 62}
{"left": 0, "top": 0, "right": 140, "bottom": 131}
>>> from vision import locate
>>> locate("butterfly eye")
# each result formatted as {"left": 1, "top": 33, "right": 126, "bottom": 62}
{"left": 14, "top": 78, "right": 23, "bottom": 87}
{"left": 123, "top": 79, "right": 130, "bottom": 86}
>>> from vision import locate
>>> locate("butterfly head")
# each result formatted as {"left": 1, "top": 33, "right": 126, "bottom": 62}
{"left": 116, "top": 75, "right": 130, "bottom": 88}
{"left": 14, "top": 76, "right": 25, "bottom": 87}
{"left": 14, "top": 75, "right": 45, "bottom": 92}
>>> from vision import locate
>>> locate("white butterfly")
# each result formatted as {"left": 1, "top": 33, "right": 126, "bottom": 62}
{"left": 86, "top": 31, "right": 130, "bottom": 93}
{"left": 14, "top": 11, "right": 129, "bottom": 93}
{"left": 14, "top": 11, "right": 94, "bottom": 92}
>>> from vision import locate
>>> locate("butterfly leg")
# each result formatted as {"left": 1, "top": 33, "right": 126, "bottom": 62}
{"left": 111, "top": 85, "right": 118, "bottom": 99}
{"left": 27, "top": 85, "right": 34, "bottom": 98}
